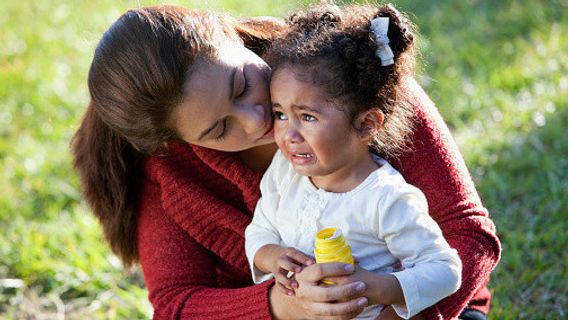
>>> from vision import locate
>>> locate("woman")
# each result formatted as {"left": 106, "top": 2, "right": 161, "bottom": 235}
{"left": 72, "top": 5, "right": 500, "bottom": 320}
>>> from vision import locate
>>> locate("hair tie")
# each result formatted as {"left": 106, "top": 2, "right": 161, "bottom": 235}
{"left": 370, "top": 17, "right": 394, "bottom": 66}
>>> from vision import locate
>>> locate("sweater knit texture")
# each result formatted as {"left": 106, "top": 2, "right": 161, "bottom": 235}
{"left": 137, "top": 78, "right": 501, "bottom": 319}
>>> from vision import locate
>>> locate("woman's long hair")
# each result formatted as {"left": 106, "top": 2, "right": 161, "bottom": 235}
{"left": 71, "top": 6, "right": 285, "bottom": 266}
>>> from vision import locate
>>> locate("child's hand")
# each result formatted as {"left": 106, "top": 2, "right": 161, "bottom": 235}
{"left": 272, "top": 247, "right": 315, "bottom": 296}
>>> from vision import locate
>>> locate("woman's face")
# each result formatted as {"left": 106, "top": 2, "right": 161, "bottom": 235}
{"left": 172, "top": 43, "right": 275, "bottom": 152}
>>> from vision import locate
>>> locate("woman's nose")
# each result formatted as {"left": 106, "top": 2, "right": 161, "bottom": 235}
{"left": 234, "top": 103, "right": 267, "bottom": 133}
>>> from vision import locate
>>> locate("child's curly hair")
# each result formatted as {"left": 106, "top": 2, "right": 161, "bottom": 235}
{"left": 264, "top": 3, "right": 417, "bottom": 158}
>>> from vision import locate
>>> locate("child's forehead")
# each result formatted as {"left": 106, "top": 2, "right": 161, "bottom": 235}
{"left": 272, "top": 65, "right": 321, "bottom": 85}
{"left": 272, "top": 68, "right": 327, "bottom": 100}
{"left": 271, "top": 67, "right": 329, "bottom": 97}
{"left": 271, "top": 68, "right": 348, "bottom": 115}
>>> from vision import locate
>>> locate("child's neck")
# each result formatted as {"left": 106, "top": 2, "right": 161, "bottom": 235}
{"left": 310, "top": 151, "right": 378, "bottom": 193}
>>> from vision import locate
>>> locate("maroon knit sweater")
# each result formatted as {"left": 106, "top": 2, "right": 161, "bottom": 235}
{"left": 137, "top": 79, "right": 501, "bottom": 319}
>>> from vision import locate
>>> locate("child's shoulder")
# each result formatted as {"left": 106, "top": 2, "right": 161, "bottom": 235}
{"left": 269, "top": 149, "right": 291, "bottom": 173}
{"left": 369, "top": 154, "right": 424, "bottom": 197}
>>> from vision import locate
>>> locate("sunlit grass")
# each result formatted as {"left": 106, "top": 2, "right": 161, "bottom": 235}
{"left": 1, "top": 0, "right": 566, "bottom": 318}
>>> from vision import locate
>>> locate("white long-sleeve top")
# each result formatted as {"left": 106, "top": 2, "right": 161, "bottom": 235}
{"left": 245, "top": 150, "right": 462, "bottom": 319}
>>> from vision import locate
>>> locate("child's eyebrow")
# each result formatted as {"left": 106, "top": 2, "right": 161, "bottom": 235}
{"left": 271, "top": 102, "right": 324, "bottom": 114}
{"left": 293, "top": 104, "right": 323, "bottom": 114}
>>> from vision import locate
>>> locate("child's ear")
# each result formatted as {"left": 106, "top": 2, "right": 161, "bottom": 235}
{"left": 354, "top": 109, "right": 384, "bottom": 141}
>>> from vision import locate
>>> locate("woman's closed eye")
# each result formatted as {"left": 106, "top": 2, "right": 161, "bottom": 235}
{"left": 215, "top": 118, "right": 231, "bottom": 141}
{"left": 236, "top": 70, "right": 251, "bottom": 99}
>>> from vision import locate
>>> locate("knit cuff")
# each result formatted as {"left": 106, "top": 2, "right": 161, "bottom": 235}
{"left": 421, "top": 304, "right": 443, "bottom": 320}
{"left": 179, "top": 280, "right": 274, "bottom": 319}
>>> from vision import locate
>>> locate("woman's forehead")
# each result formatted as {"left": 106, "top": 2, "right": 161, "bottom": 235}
{"left": 217, "top": 43, "right": 249, "bottom": 62}
{"left": 182, "top": 43, "right": 248, "bottom": 99}
{"left": 175, "top": 60, "right": 233, "bottom": 141}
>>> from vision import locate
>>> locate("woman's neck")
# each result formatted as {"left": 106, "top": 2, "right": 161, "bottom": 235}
{"left": 237, "top": 143, "right": 278, "bottom": 171}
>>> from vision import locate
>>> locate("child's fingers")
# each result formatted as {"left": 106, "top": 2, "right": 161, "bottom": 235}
{"left": 285, "top": 270, "right": 299, "bottom": 289}
{"left": 278, "top": 257, "right": 304, "bottom": 273}
{"left": 275, "top": 281, "right": 295, "bottom": 296}
{"left": 286, "top": 249, "right": 316, "bottom": 266}
{"left": 274, "top": 268, "right": 293, "bottom": 288}
{"left": 289, "top": 278, "right": 299, "bottom": 289}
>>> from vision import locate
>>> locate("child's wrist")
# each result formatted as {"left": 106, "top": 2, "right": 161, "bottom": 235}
{"left": 366, "top": 274, "right": 404, "bottom": 306}
{"left": 255, "top": 244, "right": 285, "bottom": 274}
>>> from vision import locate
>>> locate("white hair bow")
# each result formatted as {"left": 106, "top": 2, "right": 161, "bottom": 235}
{"left": 370, "top": 17, "right": 394, "bottom": 66}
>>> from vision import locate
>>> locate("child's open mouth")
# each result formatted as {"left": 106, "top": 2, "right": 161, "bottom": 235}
{"left": 290, "top": 152, "right": 315, "bottom": 165}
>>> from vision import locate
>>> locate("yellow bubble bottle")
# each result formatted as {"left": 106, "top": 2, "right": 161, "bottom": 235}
{"left": 314, "top": 227, "right": 354, "bottom": 285}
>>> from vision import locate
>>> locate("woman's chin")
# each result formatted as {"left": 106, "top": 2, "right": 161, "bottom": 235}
{"left": 238, "top": 139, "right": 277, "bottom": 152}
{"left": 261, "top": 125, "right": 275, "bottom": 140}
{"left": 256, "top": 135, "right": 276, "bottom": 145}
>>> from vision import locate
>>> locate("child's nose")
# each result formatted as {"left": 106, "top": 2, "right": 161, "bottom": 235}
{"left": 284, "top": 125, "right": 304, "bottom": 144}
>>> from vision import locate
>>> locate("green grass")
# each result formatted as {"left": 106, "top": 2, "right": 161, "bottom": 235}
{"left": 1, "top": 0, "right": 566, "bottom": 319}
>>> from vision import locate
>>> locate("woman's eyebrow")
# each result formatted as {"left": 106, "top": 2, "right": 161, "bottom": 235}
{"left": 198, "top": 120, "right": 220, "bottom": 141}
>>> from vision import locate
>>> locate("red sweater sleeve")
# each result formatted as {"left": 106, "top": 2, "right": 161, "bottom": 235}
{"left": 137, "top": 179, "right": 273, "bottom": 319}
{"left": 392, "top": 79, "right": 501, "bottom": 319}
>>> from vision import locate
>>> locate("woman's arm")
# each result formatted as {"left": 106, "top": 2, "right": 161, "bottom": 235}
{"left": 391, "top": 78, "right": 501, "bottom": 319}
{"left": 137, "top": 180, "right": 274, "bottom": 318}
{"left": 138, "top": 178, "right": 368, "bottom": 319}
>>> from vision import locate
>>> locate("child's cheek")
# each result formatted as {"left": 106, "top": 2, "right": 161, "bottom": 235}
{"left": 273, "top": 122, "right": 287, "bottom": 149}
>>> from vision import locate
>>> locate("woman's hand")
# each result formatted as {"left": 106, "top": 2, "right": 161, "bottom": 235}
{"left": 327, "top": 265, "right": 404, "bottom": 306}
{"left": 269, "top": 262, "right": 369, "bottom": 319}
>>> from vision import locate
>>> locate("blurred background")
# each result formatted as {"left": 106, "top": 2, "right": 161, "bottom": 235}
{"left": 0, "top": 0, "right": 566, "bottom": 319}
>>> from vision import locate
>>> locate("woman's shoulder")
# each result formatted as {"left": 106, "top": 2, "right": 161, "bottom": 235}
{"left": 145, "top": 141, "right": 245, "bottom": 181}
{"left": 401, "top": 77, "right": 435, "bottom": 111}
{"left": 144, "top": 141, "right": 198, "bottom": 182}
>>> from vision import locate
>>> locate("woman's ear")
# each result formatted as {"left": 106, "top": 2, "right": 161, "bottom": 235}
{"left": 354, "top": 109, "right": 384, "bottom": 141}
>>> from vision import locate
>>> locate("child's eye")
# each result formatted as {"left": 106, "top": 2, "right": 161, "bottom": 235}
{"left": 274, "top": 111, "right": 288, "bottom": 121}
{"left": 302, "top": 114, "right": 317, "bottom": 122}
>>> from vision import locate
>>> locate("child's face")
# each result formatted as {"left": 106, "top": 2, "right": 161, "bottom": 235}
{"left": 270, "top": 68, "right": 368, "bottom": 180}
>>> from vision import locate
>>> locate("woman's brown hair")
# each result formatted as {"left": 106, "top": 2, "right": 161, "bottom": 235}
{"left": 264, "top": 3, "right": 417, "bottom": 159}
{"left": 71, "top": 6, "right": 285, "bottom": 266}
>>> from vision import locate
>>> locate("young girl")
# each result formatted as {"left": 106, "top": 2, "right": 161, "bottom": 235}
{"left": 245, "top": 4, "right": 462, "bottom": 319}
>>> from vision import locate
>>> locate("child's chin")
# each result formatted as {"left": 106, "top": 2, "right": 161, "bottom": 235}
{"left": 291, "top": 165, "right": 315, "bottom": 177}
